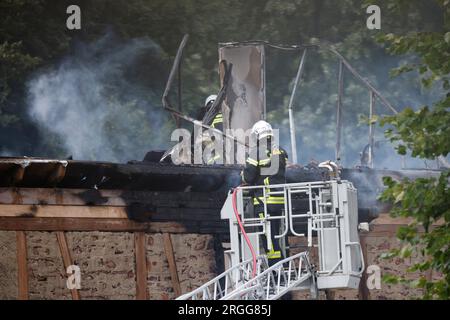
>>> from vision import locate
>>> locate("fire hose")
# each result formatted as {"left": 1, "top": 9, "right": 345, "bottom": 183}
{"left": 232, "top": 186, "right": 257, "bottom": 278}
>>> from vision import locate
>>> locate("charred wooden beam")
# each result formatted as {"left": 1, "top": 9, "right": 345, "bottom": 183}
{"left": 163, "top": 233, "right": 181, "bottom": 297}
{"left": 0, "top": 204, "right": 129, "bottom": 219}
{"left": 16, "top": 231, "right": 28, "bottom": 300}
{"left": 46, "top": 163, "right": 67, "bottom": 187}
{"left": 0, "top": 158, "right": 443, "bottom": 225}
{"left": 56, "top": 232, "right": 80, "bottom": 300}
{"left": 134, "top": 232, "right": 148, "bottom": 300}
{"left": 0, "top": 188, "right": 225, "bottom": 209}
{"left": 0, "top": 158, "right": 241, "bottom": 191}
{"left": 0, "top": 218, "right": 224, "bottom": 234}
{"left": 9, "top": 164, "right": 27, "bottom": 186}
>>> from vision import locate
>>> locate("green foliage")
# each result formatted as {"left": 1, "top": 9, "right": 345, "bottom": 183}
{"left": 381, "top": 98, "right": 450, "bottom": 158}
{"left": 377, "top": 0, "right": 450, "bottom": 299}
{"left": 379, "top": 172, "right": 450, "bottom": 299}
{"left": 0, "top": 41, "right": 40, "bottom": 107}
{"left": 0, "top": 0, "right": 73, "bottom": 153}
{"left": 379, "top": 31, "right": 450, "bottom": 90}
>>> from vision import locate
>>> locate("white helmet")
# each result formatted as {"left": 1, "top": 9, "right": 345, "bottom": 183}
{"left": 204, "top": 94, "right": 217, "bottom": 107}
{"left": 251, "top": 120, "right": 273, "bottom": 139}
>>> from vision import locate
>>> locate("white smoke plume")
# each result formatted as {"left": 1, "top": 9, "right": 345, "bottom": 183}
{"left": 0, "top": 149, "right": 14, "bottom": 157}
{"left": 27, "top": 33, "right": 172, "bottom": 163}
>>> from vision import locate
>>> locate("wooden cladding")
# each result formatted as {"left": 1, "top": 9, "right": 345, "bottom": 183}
{"left": 0, "top": 187, "right": 228, "bottom": 235}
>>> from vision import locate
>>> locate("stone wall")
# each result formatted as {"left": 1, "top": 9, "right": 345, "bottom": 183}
{"left": 0, "top": 229, "right": 435, "bottom": 300}
{"left": 0, "top": 231, "right": 17, "bottom": 299}
{"left": 146, "top": 233, "right": 217, "bottom": 300}
{"left": 0, "top": 231, "right": 217, "bottom": 300}
{"left": 289, "top": 234, "right": 431, "bottom": 300}
{"left": 27, "top": 232, "right": 71, "bottom": 299}
{"left": 67, "top": 232, "right": 136, "bottom": 299}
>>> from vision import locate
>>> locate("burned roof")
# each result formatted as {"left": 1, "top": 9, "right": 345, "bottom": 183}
{"left": 0, "top": 156, "right": 241, "bottom": 192}
{"left": 0, "top": 156, "right": 442, "bottom": 223}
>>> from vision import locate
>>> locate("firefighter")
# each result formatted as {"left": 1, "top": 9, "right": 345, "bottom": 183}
{"left": 196, "top": 94, "right": 222, "bottom": 129}
{"left": 204, "top": 94, "right": 223, "bottom": 131}
{"left": 201, "top": 94, "right": 223, "bottom": 164}
{"left": 241, "top": 120, "right": 288, "bottom": 266}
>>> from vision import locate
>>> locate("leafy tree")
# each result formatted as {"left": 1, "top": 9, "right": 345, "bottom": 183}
{"left": 0, "top": 0, "right": 73, "bottom": 156}
{"left": 376, "top": 0, "right": 450, "bottom": 299}
{"left": 0, "top": 41, "right": 39, "bottom": 124}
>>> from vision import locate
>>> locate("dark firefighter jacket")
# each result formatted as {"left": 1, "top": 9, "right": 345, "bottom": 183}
{"left": 242, "top": 145, "right": 288, "bottom": 205}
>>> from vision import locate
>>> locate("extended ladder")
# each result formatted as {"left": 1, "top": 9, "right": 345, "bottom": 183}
{"left": 177, "top": 256, "right": 267, "bottom": 300}
{"left": 177, "top": 252, "right": 314, "bottom": 300}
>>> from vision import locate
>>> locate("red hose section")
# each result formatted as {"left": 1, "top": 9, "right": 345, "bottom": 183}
{"left": 232, "top": 187, "right": 257, "bottom": 278}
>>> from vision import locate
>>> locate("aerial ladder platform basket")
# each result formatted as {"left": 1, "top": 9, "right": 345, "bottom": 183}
{"left": 177, "top": 175, "right": 365, "bottom": 300}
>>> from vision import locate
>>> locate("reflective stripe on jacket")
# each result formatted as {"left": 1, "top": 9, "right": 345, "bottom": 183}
{"left": 210, "top": 113, "right": 223, "bottom": 129}
{"left": 242, "top": 146, "right": 288, "bottom": 205}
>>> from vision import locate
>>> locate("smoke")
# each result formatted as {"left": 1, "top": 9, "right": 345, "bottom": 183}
{"left": 266, "top": 47, "right": 446, "bottom": 170}
{"left": 27, "top": 33, "right": 172, "bottom": 163}
{"left": 0, "top": 149, "right": 15, "bottom": 157}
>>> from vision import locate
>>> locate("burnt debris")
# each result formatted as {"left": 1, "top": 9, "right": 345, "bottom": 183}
{"left": 0, "top": 157, "right": 442, "bottom": 235}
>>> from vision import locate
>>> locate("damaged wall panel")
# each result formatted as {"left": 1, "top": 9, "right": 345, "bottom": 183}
{"left": 219, "top": 44, "right": 265, "bottom": 164}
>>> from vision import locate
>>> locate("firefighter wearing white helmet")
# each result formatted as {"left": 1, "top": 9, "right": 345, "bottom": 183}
{"left": 199, "top": 94, "right": 222, "bottom": 130}
{"left": 251, "top": 120, "right": 273, "bottom": 139}
{"left": 204, "top": 94, "right": 217, "bottom": 108}
{"left": 242, "top": 120, "right": 288, "bottom": 266}
{"left": 196, "top": 94, "right": 218, "bottom": 121}
{"left": 204, "top": 95, "right": 223, "bottom": 132}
